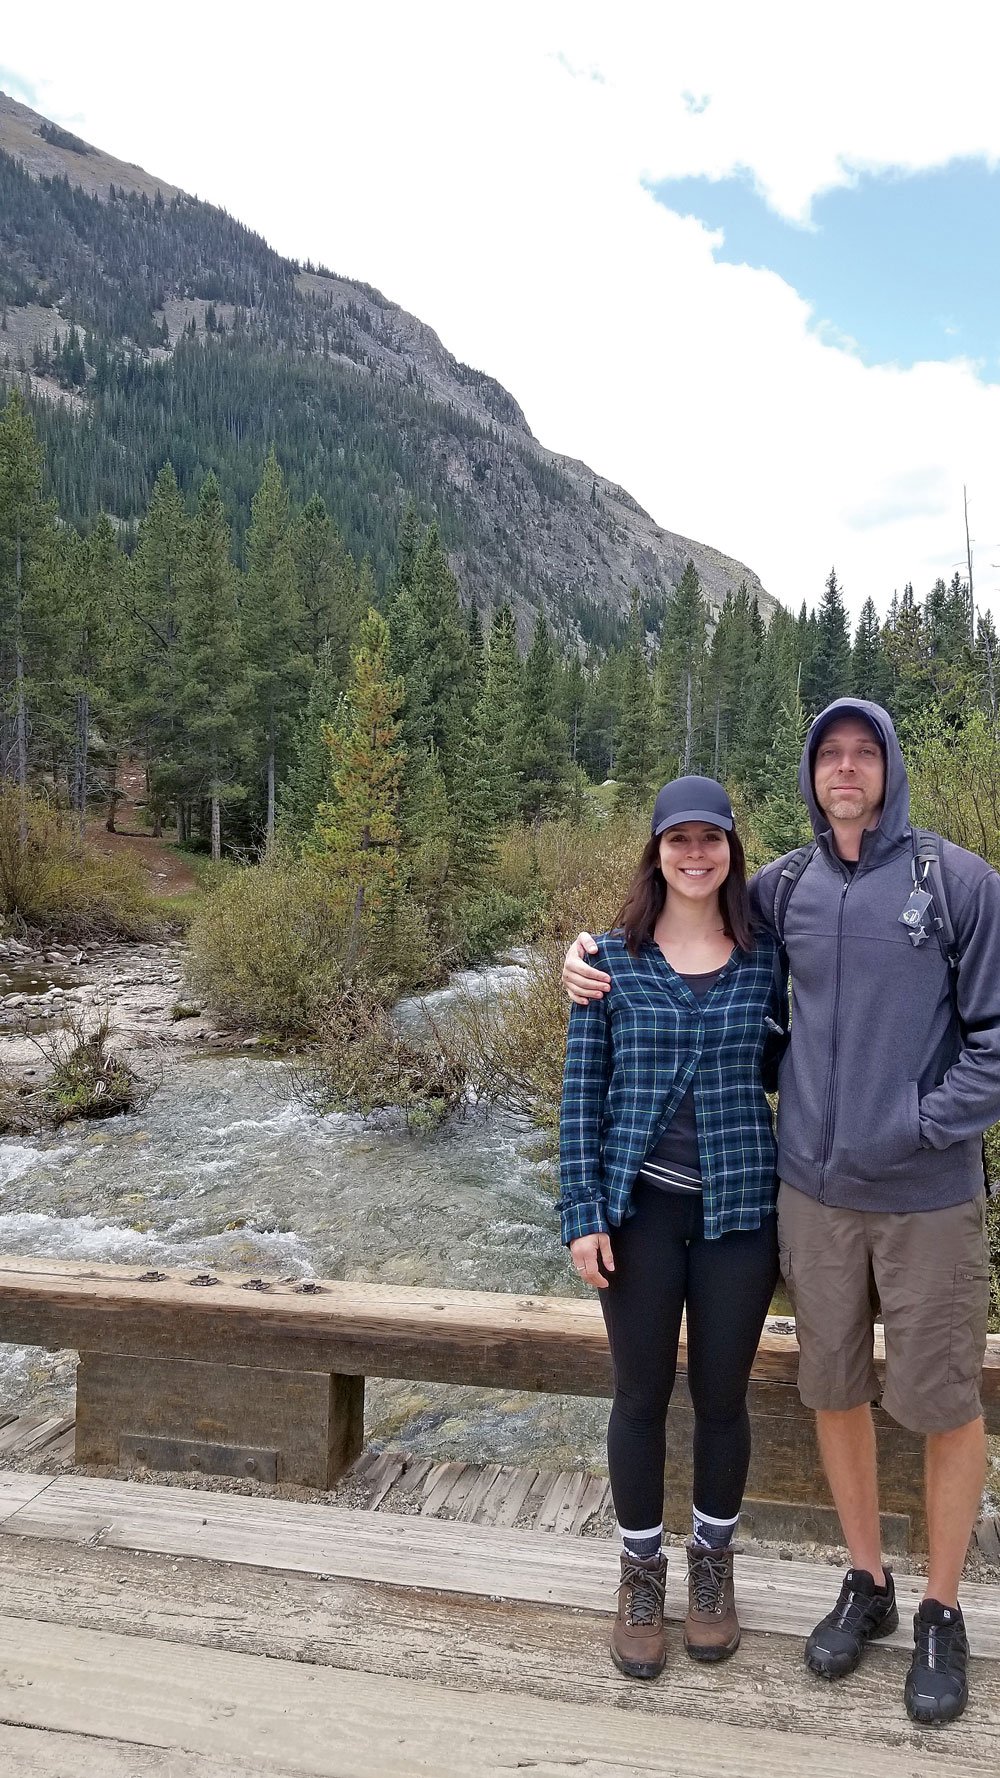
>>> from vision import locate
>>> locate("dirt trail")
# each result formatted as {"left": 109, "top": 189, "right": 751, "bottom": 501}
{"left": 84, "top": 762, "right": 198, "bottom": 896}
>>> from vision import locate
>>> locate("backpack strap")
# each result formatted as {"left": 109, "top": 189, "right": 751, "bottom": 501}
{"left": 910, "top": 828, "right": 962, "bottom": 1037}
{"left": 773, "top": 841, "right": 819, "bottom": 945}
{"left": 770, "top": 841, "right": 818, "bottom": 1012}
{"left": 910, "top": 829, "right": 959, "bottom": 970}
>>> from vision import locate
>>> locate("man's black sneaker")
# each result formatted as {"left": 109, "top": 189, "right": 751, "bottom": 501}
{"left": 904, "top": 1599, "right": 969, "bottom": 1726}
{"left": 804, "top": 1567, "right": 898, "bottom": 1679}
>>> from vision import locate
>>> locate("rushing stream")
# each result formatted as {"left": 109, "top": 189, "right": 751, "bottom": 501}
{"left": 0, "top": 959, "right": 608, "bottom": 1471}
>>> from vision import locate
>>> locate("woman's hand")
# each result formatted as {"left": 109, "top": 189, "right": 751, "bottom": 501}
{"left": 562, "top": 932, "right": 612, "bottom": 1005}
{"left": 570, "top": 1232, "right": 615, "bottom": 1289}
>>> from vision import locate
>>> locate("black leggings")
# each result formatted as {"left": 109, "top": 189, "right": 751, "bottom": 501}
{"left": 600, "top": 1181, "right": 779, "bottom": 1530}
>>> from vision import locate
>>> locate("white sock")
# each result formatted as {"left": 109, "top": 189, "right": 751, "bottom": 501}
{"left": 620, "top": 1521, "right": 663, "bottom": 1561}
{"left": 691, "top": 1505, "right": 738, "bottom": 1550}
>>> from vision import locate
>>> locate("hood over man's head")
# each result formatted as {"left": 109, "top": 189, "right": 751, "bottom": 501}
{"left": 798, "top": 698, "right": 911, "bottom": 844}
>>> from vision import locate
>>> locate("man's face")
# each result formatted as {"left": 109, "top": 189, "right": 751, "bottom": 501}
{"left": 812, "top": 717, "right": 886, "bottom": 827}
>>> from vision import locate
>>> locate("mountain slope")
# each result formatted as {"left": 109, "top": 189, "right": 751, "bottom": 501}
{"left": 0, "top": 91, "right": 775, "bottom": 642}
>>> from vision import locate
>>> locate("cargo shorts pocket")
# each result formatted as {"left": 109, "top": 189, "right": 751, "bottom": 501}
{"left": 947, "top": 1264, "right": 991, "bottom": 1384}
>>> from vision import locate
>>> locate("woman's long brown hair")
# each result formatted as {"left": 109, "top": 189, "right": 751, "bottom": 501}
{"left": 614, "top": 824, "right": 755, "bottom": 957}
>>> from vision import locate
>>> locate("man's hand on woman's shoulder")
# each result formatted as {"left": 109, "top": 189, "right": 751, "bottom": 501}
{"left": 562, "top": 932, "right": 612, "bottom": 1005}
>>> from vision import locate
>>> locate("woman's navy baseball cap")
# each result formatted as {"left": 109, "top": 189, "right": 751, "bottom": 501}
{"left": 651, "top": 776, "right": 734, "bottom": 836}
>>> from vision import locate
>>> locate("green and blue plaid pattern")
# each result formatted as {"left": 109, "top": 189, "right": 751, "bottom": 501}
{"left": 559, "top": 932, "right": 781, "bottom": 1245}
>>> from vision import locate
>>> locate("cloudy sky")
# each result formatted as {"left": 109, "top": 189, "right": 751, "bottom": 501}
{"left": 4, "top": 2, "right": 1000, "bottom": 621}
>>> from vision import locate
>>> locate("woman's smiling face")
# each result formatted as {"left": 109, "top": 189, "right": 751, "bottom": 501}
{"left": 657, "top": 821, "right": 731, "bottom": 904}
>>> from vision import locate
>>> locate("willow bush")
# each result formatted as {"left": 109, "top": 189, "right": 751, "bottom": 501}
{"left": 0, "top": 786, "right": 152, "bottom": 940}
{"left": 185, "top": 849, "right": 434, "bottom": 1036}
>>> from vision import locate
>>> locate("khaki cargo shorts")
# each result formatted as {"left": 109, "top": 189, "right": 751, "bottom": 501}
{"left": 777, "top": 1181, "right": 991, "bottom": 1435}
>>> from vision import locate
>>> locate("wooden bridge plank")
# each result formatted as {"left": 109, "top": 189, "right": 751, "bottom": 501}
{"left": 3, "top": 1473, "right": 999, "bottom": 1659}
{"left": 0, "top": 1609, "right": 981, "bottom": 1778}
{"left": 0, "top": 1722, "right": 256, "bottom": 1777}
{"left": 1, "top": 1533, "right": 997, "bottom": 1774}
{"left": 0, "top": 1471, "right": 55, "bottom": 1524}
{"left": 570, "top": 1473, "right": 611, "bottom": 1535}
{"left": 481, "top": 1464, "right": 538, "bottom": 1527}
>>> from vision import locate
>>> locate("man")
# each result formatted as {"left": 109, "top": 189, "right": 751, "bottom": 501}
{"left": 562, "top": 697, "right": 1000, "bottom": 1726}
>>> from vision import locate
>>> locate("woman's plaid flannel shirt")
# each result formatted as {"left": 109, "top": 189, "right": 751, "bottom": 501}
{"left": 559, "top": 931, "right": 781, "bottom": 1245}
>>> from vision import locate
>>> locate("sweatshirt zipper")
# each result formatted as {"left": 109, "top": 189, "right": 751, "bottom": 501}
{"left": 818, "top": 877, "right": 851, "bottom": 1198}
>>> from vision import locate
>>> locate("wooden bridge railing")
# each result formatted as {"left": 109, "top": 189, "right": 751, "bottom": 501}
{"left": 0, "top": 1257, "right": 997, "bottom": 1550}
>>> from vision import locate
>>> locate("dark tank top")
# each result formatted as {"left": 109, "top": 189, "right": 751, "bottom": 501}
{"left": 638, "top": 965, "right": 725, "bottom": 1195}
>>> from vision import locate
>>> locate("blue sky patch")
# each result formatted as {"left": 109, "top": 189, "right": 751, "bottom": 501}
{"left": 652, "top": 161, "right": 1000, "bottom": 381}
{"left": 0, "top": 67, "right": 38, "bottom": 104}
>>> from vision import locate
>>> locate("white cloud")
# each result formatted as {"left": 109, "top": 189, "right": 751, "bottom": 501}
{"left": 5, "top": 2, "right": 1000, "bottom": 621}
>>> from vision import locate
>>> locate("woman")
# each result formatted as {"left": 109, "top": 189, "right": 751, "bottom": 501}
{"left": 560, "top": 775, "right": 782, "bottom": 1680}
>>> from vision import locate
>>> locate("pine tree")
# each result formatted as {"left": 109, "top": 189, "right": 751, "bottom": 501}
{"left": 615, "top": 592, "right": 653, "bottom": 810}
{"left": 410, "top": 523, "right": 474, "bottom": 789}
{"left": 883, "top": 584, "right": 933, "bottom": 733}
{"left": 178, "top": 474, "right": 243, "bottom": 861}
{"left": 126, "top": 463, "right": 190, "bottom": 835}
{"left": 559, "top": 653, "right": 588, "bottom": 766}
{"left": 517, "top": 614, "right": 569, "bottom": 818}
{"left": 293, "top": 492, "right": 356, "bottom": 673}
{"left": 475, "top": 602, "right": 521, "bottom": 824}
{"left": 312, "top": 608, "right": 405, "bottom": 969}
{"left": 242, "top": 449, "right": 308, "bottom": 842}
{"left": 804, "top": 568, "right": 851, "bottom": 712}
{"left": 851, "top": 597, "right": 892, "bottom": 706}
{"left": 277, "top": 642, "right": 344, "bottom": 841}
{"left": 65, "top": 516, "right": 120, "bottom": 839}
{"left": 707, "top": 582, "right": 761, "bottom": 781}
{"left": 740, "top": 607, "right": 801, "bottom": 801}
{"left": 757, "top": 678, "right": 811, "bottom": 857}
{"left": 975, "top": 611, "right": 998, "bottom": 717}
{"left": 927, "top": 574, "right": 976, "bottom": 715}
{"left": 653, "top": 559, "right": 707, "bottom": 775}
{"left": 0, "top": 390, "right": 50, "bottom": 842}
{"left": 466, "top": 602, "right": 486, "bottom": 700}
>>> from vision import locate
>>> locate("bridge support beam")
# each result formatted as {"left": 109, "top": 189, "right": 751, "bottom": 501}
{"left": 74, "top": 1352, "right": 364, "bottom": 1489}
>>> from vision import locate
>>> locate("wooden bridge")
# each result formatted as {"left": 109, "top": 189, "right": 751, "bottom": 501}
{"left": 0, "top": 1257, "right": 997, "bottom": 1774}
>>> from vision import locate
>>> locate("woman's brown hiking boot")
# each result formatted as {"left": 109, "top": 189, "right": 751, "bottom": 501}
{"left": 683, "top": 1542, "right": 740, "bottom": 1661}
{"left": 610, "top": 1551, "right": 668, "bottom": 1679}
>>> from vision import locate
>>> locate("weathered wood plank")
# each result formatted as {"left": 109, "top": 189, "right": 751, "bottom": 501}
{"left": 0, "top": 1413, "right": 49, "bottom": 1454}
{"left": 974, "top": 1516, "right": 1000, "bottom": 1564}
{"left": 569, "top": 1472, "right": 610, "bottom": 1535}
{"left": 0, "top": 1609, "right": 983, "bottom": 1778}
{"left": 481, "top": 1464, "right": 538, "bottom": 1527}
{"left": 455, "top": 1462, "right": 503, "bottom": 1523}
{"left": 0, "top": 1722, "right": 261, "bottom": 1777}
{"left": 0, "top": 1258, "right": 616, "bottom": 1395}
{"left": 366, "top": 1450, "right": 407, "bottom": 1511}
{"left": 537, "top": 1469, "right": 584, "bottom": 1533}
{"left": 0, "top": 1471, "right": 55, "bottom": 1523}
{"left": 4, "top": 1473, "right": 1000, "bottom": 1659}
{"left": 15, "top": 1412, "right": 75, "bottom": 1455}
{"left": 422, "top": 1461, "right": 470, "bottom": 1514}
{"left": 1, "top": 1534, "right": 997, "bottom": 1771}
{"left": 3, "top": 1259, "right": 995, "bottom": 1416}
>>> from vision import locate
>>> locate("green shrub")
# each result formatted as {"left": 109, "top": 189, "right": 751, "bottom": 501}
{"left": 907, "top": 710, "right": 1000, "bottom": 871}
{"left": 493, "top": 814, "right": 648, "bottom": 941}
{"left": 186, "top": 851, "right": 435, "bottom": 1036}
{"left": 454, "top": 887, "right": 543, "bottom": 964}
{"left": 310, "top": 987, "right": 470, "bottom": 1129}
{"left": 0, "top": 786, "right": 153, "bottom": 941}
{"left": 44, "top": 1017, "right": 141, "bottom": 1123}
{"left": 447, "top": 941, "right": 570, "bottom": 1136}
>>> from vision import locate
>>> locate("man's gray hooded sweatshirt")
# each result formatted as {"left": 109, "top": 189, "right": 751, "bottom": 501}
{"left": 753, "top": 697, "right": 1000, "bottom": 1213}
